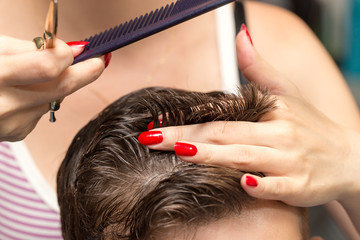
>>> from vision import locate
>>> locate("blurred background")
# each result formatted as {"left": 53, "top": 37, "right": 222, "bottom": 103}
{"left": 258, "top": 0, "right": 360, "bottom": 104}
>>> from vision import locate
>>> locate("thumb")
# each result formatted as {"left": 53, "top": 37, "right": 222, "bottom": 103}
{"left": 66, "top": 41, "right": 89, "bottom": 58}
{"left": 236, "top": 24, "right": 298, "bottom": 96}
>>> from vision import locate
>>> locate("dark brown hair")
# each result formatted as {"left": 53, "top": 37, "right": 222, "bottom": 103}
{"left": 57, "top": 85, "right": 307, "bottom": 239}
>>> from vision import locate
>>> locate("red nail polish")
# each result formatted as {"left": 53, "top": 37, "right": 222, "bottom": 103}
{"left": 174, "top": 142, "right": 198, "bottom": 157}
{"left": 245, "top": 176, "right": 258, "bottom": 187}
{"left": 240, "top": 24, "right": 253, "bottom": 46}
{"left": 138, "top": 131, "right": 163, "bottom": 145}
{"left": 104, "top": 52, "right": 112, "bottom": 68}
{"left": 66, "top": 41, "right": 89, "bottom": 47}
{"left": 147, "top": 119, "right": 163, "bottom": 130}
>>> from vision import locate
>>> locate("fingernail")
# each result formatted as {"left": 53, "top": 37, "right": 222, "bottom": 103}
{"left": 147, "top": 119, "right": 163, "bottom": 130}
{"left": 240, "top": 24, "right": 253, "bottom": 46}
{"left": 104, "top": 52, "right": 112, "bottom": 68}
{"left": 138, "top": 131, "right": 163, "bottom": 145}
{"left": 245, "top": 176, "right": 258, "bottom": 187}
{"left": 66, "top": 41, "right": 89, "bottom": 48}
{"left": 174, "top": 142, "right": 198, "bottom": 157}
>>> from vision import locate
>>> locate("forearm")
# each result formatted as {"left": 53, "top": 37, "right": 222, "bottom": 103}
{"left": 246, "top": 1, "right": 360, "bottom": 131}
{"left": 340, "top": 200, "right": 360, "bottom": 238}
{"left": 325, "top": 201, "right": 360, "bottom": 240}
{"left": 337, "top": 129, "right": 360, "bottom": 236}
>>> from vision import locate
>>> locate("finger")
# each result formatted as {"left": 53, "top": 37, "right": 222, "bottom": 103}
{"left": 66, "top": 41, "right": 90, "bottom": 58}
{"left": 240, "top": 174, "right": 302, "bottom": 205}
{"left": 138, "top": 120, "right": 282, "bottom": 150}
{"left": 11, "top": 56, "right": 105, "bottom": 105}
{"left": 50, "top": 56, "right": 105, "bottom": 98}
{"left": 236, "top": 25, "right": 299, "bottom": 96}
{"left": 0, "top": 39, "right": 74, "bottom": 86}
{"left": 173, "top": 141, "right": 283, "bottom": 173}
{"left": 0, "top": 36, "right": 87, "bottom": 56}
{"left": 0, "top": 35, "right": 38, "bottom": 55}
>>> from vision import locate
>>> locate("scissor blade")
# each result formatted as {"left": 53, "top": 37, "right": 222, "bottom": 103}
{"left": 44, "top": 0, "right": 58, "bottom": 48}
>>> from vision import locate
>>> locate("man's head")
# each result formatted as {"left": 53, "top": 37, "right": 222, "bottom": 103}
{"left": 57, "top": 86, "right": 309, "bottom": 240}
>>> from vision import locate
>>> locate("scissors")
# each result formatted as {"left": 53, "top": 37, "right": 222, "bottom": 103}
{"left": 34, "top": 0, "right": 60, "bottom": 122}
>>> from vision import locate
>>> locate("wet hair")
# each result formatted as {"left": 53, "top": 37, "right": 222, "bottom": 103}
{"left": 57, "top": 85, "right": 308, "bottom": 240}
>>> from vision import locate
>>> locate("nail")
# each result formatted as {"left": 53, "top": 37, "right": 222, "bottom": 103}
{"left": 147, "top": 119, "right": 163, "bottom": 130}
{"left": 138, "top": 131, "right": 163, "bottom": 145}
{"left": 245, "top": 176, "right": 258, "bottom": 187}
{"left": 104, "top": 52, "right": 112, "bottom": 68}
{"left": 240, "top": 24, "right": 253, "bottom": 46}
{"left": 174, "top": 142, "right": 198, "bottom": 157}
{"left": 66, "top": 41, "right": 89, "bottom": 48}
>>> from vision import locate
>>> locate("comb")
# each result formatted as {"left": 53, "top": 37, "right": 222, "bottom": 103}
{"left": 73, "top": 0, "right": 235, "bottom": 64}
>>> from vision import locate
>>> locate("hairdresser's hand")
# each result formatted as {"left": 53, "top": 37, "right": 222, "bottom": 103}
{"left": 138, "top": 26, "right": 360, "bottom": 208}
{"left": 0, "top": 36, "right": 110, "bottom": 142}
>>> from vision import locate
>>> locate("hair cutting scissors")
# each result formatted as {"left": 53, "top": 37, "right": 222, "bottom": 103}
{"left": 35, "top": 0, "right": 60, "bottom": 122}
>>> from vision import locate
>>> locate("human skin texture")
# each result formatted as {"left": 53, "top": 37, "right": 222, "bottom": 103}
{"left": 160, "top": 200, "right": 309, "bottom": 240}
{"left": 141, "top": 27, "right": 360, "bottom": 239}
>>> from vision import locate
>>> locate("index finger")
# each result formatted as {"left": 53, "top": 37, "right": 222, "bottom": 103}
{"left": 0, "top": 39, "right": 74, "bottom": 86}
{"left": 138, "top": 120, "right": 280, "bottom": 151}
{"left": 0, "top": 36, "right": 38, "bottom": 55}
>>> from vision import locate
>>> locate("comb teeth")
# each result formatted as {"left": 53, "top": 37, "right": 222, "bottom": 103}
{"left": 73, "top": 0, "right": 235, "bottom": 64}
{"left": 171, "top": 0, "right": 209, "bottom": 15}
{"left": 83, "top": 3, "right": 175, "bottom": 51}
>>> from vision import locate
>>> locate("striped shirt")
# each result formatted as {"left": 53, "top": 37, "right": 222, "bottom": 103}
{"left": 0, "top": 142, "right": 62, "bottom": 240}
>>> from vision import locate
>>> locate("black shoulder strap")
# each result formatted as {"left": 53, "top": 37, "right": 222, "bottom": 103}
{"left": 234, "top": 1, "right": 249, "bottom": 85}
{"left": 235, "top": 1, "right": 246, "bottom": 33}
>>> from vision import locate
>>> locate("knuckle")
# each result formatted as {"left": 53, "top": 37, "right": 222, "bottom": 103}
{"left": 205, "top": 121, "right": 228, "bottom": 144}
{"left": 60, "top": 47, "right": 75, "bottom": 65}
{"left": 267, "top": 181, "right": 284, "bottom": 199}
{"left": 55, "top": 40, "right": 74, "bottom": 59}
{"left": 57, "top": 82, "right": 72, "bottom": 97}
{"left": 57, "top": 59, "right": 106, "bottom": 98}
{"left": 201, "top": 148, "right": 214, "bottom": 164}
{"left": 234, "top": 146, "right": 252, "bottom": 169}
{"left": 38, "top": 59, "right": 61, "bottom": 81}
{"left": 172, "top": 127, "right": 184, "bottom": 142}
{"left": 275, "top": 120, "right": 297, "bottom": 142}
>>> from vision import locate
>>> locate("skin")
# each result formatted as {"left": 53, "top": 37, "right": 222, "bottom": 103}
{"left": 162, "top": 200, "right": 319, "bottom": 240}
{"left": 143, "top": 28, "right": 360, "bottom": 238}
{"left": 0, "top": 0, "right": 359, "bottom": 238}
{"left": 1, "top": 0, "right": 221, "bottom": 188}
{"left": 0, "top": 37, "right": 105, "bottom": 141}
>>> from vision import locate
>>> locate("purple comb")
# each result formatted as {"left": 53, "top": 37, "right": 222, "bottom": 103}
{"left": 73, "top": 0, "right": 235, "bottom": 64}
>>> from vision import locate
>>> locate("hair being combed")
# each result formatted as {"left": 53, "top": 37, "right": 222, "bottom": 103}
{"left": 57, "top": 85, "right": 302, "bottom": 240}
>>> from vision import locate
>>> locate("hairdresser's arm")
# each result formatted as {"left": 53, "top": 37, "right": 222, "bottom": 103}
{"left": 246, "top": 1, "right": 360, "bottom": 132}
{"left": 0, "top": 36, "right": 106, "bottom": 142}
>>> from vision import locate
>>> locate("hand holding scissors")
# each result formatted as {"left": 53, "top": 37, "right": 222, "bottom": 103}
{"left": 0, "top": 0, "right": 109, "bottom": 141}
{"left": 34, "top": 0, "right": 60, "bottom": 122}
